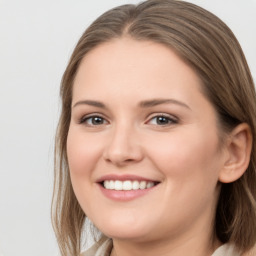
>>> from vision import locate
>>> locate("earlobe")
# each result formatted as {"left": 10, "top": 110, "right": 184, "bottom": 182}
{"left": 218, "top": 123, "right": 252, "bottom": 183}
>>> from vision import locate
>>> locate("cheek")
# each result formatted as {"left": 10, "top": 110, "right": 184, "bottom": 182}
{"left": 66, "top": 128, "right": 104, "bottom": 214}
{"left": 146, "top": 128, "right": 222, "bottom": 221}
{"left": 146, "top": 127, "right": 221, "bottom": 183}
{"left": 66, "top": 128, "right": 103, "bottom": 177}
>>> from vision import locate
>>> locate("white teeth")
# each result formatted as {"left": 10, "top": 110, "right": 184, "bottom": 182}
{"left": 123, "top": 180, "right": 132, "bottom": 190}
{"left": 139, "top": 181, "right": 146, "bottom": 189}
{"left": 109, "top": 180, "right": 115, "bottom": 189}
{"left": 132, "top": 180, "right": 140, "bottom": 190}
{"left": 103, "top": 180, "right": 156, "bottom": 191}
{"left": 115, "top": 180, "right": 123, "bottom": 190}
{"left": 146, "top": 182, "right": 154, "bottom": 188}
{"left": 104, "top": 180, "right": 110, "bottom": 189}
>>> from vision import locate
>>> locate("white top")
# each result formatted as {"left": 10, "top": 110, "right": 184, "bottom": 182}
{"left": 81, "top": 238, "right": 241, "bottom": 256}
{"left": 212, "top": 243, "right": 240, "bottom": 256}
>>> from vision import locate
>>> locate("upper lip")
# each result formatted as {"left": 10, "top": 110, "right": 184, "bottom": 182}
{"left": 96, "top": 174, "right": 161, "bottom": 183}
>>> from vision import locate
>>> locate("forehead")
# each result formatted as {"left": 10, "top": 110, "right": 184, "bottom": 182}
{"left": 73, "top": 38, "right": 204, "bottom": 101}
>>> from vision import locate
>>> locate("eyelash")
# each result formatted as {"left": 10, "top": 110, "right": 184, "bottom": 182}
{"left": 79, "top": 113, "right": 178, "bottom": 127}
{"left": 146, "top": 114, "right": 178, "bottom": 126}
{"left": 79, "top": 114, "right": 108, "bottom": 126}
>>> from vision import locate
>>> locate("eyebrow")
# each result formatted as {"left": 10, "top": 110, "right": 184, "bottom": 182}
{"left": 73, "top": 100, "right": 106, "bottom": 109}
{"left": 72, "top": 98, "right": 190, "bottom": 110}
{"left": 139, "top": 98, "right": 191, "bottom": 109}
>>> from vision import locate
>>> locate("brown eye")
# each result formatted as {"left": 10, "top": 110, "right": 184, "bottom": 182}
{"left": 81, "top": 115, "right": 108, "bottom": 126}
{"left": 148, "top": 115, "right": 178, "bottom": 126}
{"left": 156, "top": 116, "right": 171, "bottom": 125}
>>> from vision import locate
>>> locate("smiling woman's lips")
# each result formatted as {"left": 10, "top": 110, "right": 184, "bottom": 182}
{"left": 96, "top": 175, "right": 160, "bottom": 201}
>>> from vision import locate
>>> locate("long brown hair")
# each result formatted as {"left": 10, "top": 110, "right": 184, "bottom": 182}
{"left": 52, "top": 1, "right": 256, "bottom": 255}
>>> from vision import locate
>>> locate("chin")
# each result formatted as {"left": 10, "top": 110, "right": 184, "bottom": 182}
{"left": 97, "top": 222, "right": 150, "bottom": 241}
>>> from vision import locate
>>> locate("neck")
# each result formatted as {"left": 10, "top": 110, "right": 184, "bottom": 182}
{"left": 111, "top": 238, "right": 221, "bottom": 256}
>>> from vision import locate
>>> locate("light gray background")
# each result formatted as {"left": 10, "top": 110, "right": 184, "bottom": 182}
{"left": 0, "top": 0, "right": 255, "bottom": 255}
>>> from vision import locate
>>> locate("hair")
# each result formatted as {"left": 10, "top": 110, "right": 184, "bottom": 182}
{"left": 51, "top": 0, "right": 256, "bottom": 255}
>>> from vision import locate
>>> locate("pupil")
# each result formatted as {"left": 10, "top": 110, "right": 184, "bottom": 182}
{"left": 93, "top": 117, "right": 103, "bottom": 125}
{"left": 157, "top": 116, "right": 168, "bottom": 124}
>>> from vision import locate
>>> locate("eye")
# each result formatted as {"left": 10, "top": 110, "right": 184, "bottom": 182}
{"left": 80, "top": 115, "right": 108, "bottom": 126}
{"left": 147, "top": 114, "right": 178, "bottom": 126}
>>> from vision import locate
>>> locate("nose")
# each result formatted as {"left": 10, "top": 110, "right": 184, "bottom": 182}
{"left": 103, "top": 124, "right": 144, "bottom": 166}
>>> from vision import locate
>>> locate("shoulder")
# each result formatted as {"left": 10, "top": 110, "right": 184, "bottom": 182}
{"left": 80, "top": 238, "right": 112, "bottom": 256}
{"left": 212, "top": 243, "right": 256, "bottom": 256}
{"left": 212, "top": 244, "right": 241, "bottom": 256}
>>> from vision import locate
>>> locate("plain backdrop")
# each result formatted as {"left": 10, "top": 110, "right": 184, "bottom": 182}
{"left": 0, "top": 0, "right": 255, "bottom": 255}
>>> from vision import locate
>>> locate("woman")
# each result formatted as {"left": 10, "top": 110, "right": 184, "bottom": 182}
{"left": 51, "top": 0, "right": 256, "bottom": 255}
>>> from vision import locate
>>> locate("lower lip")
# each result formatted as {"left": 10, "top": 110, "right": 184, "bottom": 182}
{"left": 98, "top": 184, "right": 158, "bottom": 201}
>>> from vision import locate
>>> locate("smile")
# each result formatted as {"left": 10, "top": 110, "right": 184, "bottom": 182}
{"left": 103, "top": 180, "right": 156, "bottom": 191}
{"left": 97, "top": 175, "right": 161, "bottom": 201}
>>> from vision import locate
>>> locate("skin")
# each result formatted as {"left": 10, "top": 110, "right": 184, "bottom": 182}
{"left": 67, "top": 37, "right": 235, "bottom": 256}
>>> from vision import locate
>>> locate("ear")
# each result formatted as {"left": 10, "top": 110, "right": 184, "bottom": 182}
{"left": 219, "top": 123, "right": 252, "bottom": 183}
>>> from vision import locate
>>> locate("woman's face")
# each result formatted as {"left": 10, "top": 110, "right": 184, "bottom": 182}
{"left": 67, "top": 38, "right": 226, "bottom": 243}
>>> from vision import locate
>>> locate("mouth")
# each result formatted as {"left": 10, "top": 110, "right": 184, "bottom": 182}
{"left": 100, "top": 180, "right": 160, "bottom": 191}
{"left": 96, "top": 175, "right": 161, "bottom": 201}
